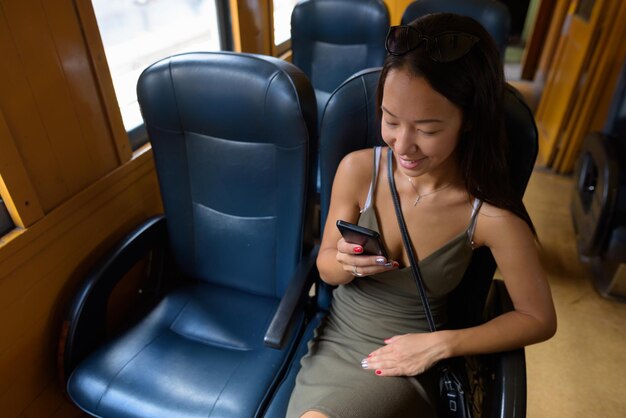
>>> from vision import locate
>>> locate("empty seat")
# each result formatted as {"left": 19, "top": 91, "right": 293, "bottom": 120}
{"left": 291, "top": 0, "right": 390, "bottom": 121}
{"left": 59, "top": 51, "right": 319, "bottom": 418}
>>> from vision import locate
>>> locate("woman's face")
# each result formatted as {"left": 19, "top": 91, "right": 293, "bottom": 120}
{"left": 381, "top": 68, "right": 464, "bottom": 178}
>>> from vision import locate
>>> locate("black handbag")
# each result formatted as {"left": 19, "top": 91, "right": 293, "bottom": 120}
{"left": 386, "top": 149, "right": 474, "bottom": 418}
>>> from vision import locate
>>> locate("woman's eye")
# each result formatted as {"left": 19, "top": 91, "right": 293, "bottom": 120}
{"left": 384, "top": 120, "right": 398, "bottom": 127}
{"left": 419, "top": 130, "right": 440, "bottom": 136}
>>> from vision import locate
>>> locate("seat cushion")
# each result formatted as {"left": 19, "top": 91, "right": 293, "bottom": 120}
{"left": 68, "top": 283, "right": 305, "bottom": 418}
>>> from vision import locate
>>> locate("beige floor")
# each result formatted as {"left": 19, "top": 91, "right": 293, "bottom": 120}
{"left": 520, "top": 168, "right": 626, "bottom": 417}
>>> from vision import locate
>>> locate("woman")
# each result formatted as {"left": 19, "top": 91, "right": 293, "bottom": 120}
{"left": 287, "top": 13, "right": 556, "bottom": 418}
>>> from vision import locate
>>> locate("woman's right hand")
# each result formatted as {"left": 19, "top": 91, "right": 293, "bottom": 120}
{"left": 335, "top": 237, "right": 399, "bottom": 278}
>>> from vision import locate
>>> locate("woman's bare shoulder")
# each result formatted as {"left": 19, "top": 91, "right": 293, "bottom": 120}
{"left": 476, "top": 201, "right": 511, "bottom": 218}
{"left": 474, "top": 200, "right": 534, "bottom": 246}
{"left": 336, "top": 148, "right": 377, "bottom": 177}
{"left": 340, "top": 148, "right": 376, "bottom": 165}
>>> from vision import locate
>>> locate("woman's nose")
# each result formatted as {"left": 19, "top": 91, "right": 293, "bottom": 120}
{"left": 393, "top": 127, "right": 417, "bottom": 155}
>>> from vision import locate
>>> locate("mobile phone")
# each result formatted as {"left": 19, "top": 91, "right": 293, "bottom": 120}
{"left": 336, "top": 220, "right": 388, "bottom": 257}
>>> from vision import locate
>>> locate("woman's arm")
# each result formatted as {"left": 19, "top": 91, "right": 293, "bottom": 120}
{"left": 364, "top": 206, "right": 556, "bottom": 376}
{"left": 442, "top": 207, "right": 557, "bottom": 356}
{"left": 318, "top": 149, "right": 399, "bottom": 286}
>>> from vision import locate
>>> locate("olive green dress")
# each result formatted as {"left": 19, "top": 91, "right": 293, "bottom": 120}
{"left": 287, "top": 147, "right": 482, "bottom": 418}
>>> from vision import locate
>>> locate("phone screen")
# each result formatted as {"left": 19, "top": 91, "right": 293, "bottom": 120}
{"left": 336, "top": 220, "right": 388, "bottom": 257}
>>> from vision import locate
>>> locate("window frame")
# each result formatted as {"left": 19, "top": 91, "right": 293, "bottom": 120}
{"left": 269, "top": 0, "right": 296, "bottom": 57}
{"left": 88, "top": 0, "right": 233, "bottom": 151}
{"left": 0, "top": 199, "right": 13, "bottom": 237}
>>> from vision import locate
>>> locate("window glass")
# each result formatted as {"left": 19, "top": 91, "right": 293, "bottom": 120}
{"left": 0, "top": 199, "right": 14, "bottom": 236}
{"left": 273, "top": 0, "right": 298, "bottom": 46}
{"left": 91, "top": 0, "right": 222, "bottom": 132}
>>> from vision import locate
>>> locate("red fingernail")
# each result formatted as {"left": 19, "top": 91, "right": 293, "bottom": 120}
{"left": 354, "top": 246, "right": 363, "bottom": 254}
{"left": 367, "top": 354, "right": 373, "bottom": 358}
{"left": 375, "top": 370, "right": 382, "bottom": 375}
{"left": 392, "top": 261, "right": 399, "bottom": 268}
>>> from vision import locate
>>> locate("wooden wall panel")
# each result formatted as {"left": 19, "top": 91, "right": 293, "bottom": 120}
{"left": 534, "top": 0, "right": 573, "bottom": 83}
{"left": 0, "top": 112, "right": 44, "bottom": 228}
{"left": 0, "top": 150, "right": 162, "bottom": 415}
{"left": 0, "top": 0, "right": 165, "bottom": 415}
{"left": 521, "top": 0, "right": 557, "bottom": 80}
{"left": 0, "top": 5, "right": 66, "bottom": 212}
{"left": 534, "top": 0, "right": 626, "bottom": 173}
{"left": 73, "top": 0, "right": 132, "bottom": 163}
{"left": 553, "top": 0, "right": 626, "bottom": 172}
{"left": 21, "top": 381, "right": 82, "bottom": 418}
{"left": 0, "top": 0, "right": 127, "bottom": 213}
{"left": 44, "top": 0, "right": 129, "bottom": 169}
{"left": 534, "top": 0, "right": 607, "bottom": 166}
{"left": 230, "top": 0, "right": 272, "bottom": 54}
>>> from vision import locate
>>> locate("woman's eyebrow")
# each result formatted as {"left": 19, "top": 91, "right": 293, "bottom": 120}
{"left": 381, "top": 105, "right": 444, "bottom": 124}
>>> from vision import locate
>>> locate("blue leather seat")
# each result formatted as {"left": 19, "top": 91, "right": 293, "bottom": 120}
{"left": 291, "top": 0, "right": 389, "bottom": 122}
{"left": 60, "top": 52, "right": 318, "bottom": 418}
{"left": 401, "top": 0, "right": 511, "bottom": 59}
{"left": 571, "top": 61, "right": 626, "bottom": 301}
{"left": 263, "top": 68, "right": 537, "bottom": 417}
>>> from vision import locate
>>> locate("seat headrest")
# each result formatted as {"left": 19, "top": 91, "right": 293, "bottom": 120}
{"left": 401, "top": 0, "right": 511, "bottom": 59}
{"left": 138, "top": 52, "right": 317, "bottom": 147}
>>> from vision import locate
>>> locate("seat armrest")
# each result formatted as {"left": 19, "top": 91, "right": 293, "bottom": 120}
{"left": 484, "top": 279, "right": 527, "bottom": 418}
{"left": 492, "top": 346, "right": 527, "bottom": 418}
{"left": 264, "top": 245, "right": 320, "bottom": 349}
{"left": 58, "top": 215, "right": 168, "bottom": 383}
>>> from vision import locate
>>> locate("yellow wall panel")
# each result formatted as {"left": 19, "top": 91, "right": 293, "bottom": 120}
{"left": 43, "top": 0, "right": 125, "bottom": 171}
{"left": 553, "top": 0, "right": 626, "bottom": 172}
{"left": 0, "top": 6, "right": 67, "bottom": 211}
{"left": 0, "top": 0, "right": 127, "bottom": 213}
{"left": 0, "top": 150, "right": 162, "bottom": 415}
{"left": 385, "top": 0, "right": 414, "bottom": 25}
{"left": 21, "top": 380, "right": 82, "bottom": 418}
{"left": 230, "top": 0, "right": 272, "bottom": 55}
{"left": 0, "top": 111, "right": 44, "bottom": 228}
{"left": 3, "top": 0, "right": 99, "bottom": 208}
{"left": 534, "top": 0, "right": 606, "bottom": 166}
{"left": 73, "top": 0, "right": 133, "bottom": 164}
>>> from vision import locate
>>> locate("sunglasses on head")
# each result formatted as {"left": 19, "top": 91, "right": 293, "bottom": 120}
{"left": 385, "top": 25, "right": 479, "bottom": 62}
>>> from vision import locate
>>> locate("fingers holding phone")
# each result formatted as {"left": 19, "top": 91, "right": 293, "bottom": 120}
{"left": 336, "top": 220, "right": 399, "bottom": 277}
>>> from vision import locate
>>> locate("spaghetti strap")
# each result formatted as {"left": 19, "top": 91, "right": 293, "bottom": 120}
{"left": 361, "top": 147, "right": 383, "bottom": 213}
{"left": 467, "top": 198, "right": 482, "bottom": 248}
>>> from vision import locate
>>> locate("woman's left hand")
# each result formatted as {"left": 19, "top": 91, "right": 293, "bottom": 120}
{"left": 363, "top": 332, "right": 449, "bottom": 376}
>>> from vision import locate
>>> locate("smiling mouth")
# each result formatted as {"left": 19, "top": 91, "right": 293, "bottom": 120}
{"left": 399, "top": 156, "right": 426, "bottom": 168}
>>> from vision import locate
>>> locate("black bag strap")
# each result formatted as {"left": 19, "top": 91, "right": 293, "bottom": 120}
{"left": 387, "top": 148, "right": 437, "bottom": 332}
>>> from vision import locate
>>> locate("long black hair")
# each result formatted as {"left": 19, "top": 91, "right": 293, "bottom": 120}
{"left": 377, "top": 13, "right": 536, "bottom": 235}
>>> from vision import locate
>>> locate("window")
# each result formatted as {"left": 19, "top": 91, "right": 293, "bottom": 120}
{"left": 272, "top": 0, "right": 298, "bottom": 54}
{"left": 0, "top": 199, "right": 13, "bottom": 236}
{"left": 91, "top": 0, "right": 223, "bottom": 146}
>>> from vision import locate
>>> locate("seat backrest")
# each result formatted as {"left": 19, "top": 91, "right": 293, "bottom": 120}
{"left": 448, "top": 82, "right": 538, "bottom": 324}
{"left": 291, "top": 0, "right": 389, "bottom": 96}
{"left": 319, "top": 68, "right": 386, "bottom": 231}
{"left": 401, "top": 0, "right": 511, "bottom": 59}
{"left": 317, "top": 68, "right": 538, "bottom": 317}
{"left": 137, "top": 52, "right": 317, "bottom": 298}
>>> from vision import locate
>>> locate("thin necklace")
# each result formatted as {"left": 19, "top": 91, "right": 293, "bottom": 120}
{"left": 405, "top": 175, "right": 452, "bottom": 206}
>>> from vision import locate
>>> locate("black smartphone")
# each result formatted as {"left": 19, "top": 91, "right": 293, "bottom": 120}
{"left": 336, "top": 220, "right": 388, "bottom": 257}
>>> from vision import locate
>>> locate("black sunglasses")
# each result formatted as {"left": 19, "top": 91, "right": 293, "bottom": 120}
{"left": 385, "top": 25, "right": 479, "bottom": 63}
